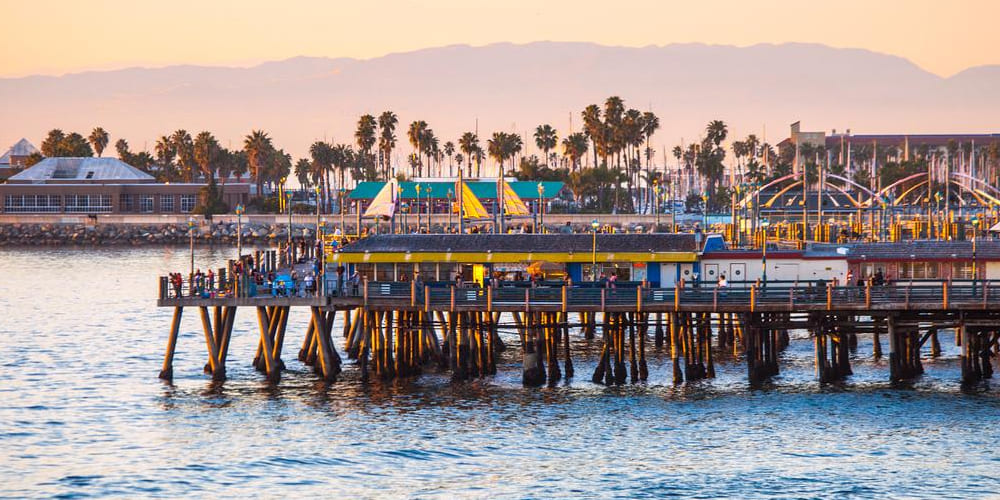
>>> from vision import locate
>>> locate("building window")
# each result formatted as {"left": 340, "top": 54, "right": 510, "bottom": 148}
{"left": 952, "top": 262, "right": 974, "bottom": 280}
{"left": 180, "top": 195, "right": 196, "bottom": 213}
{"left": 4, "top": 194, "right": 61, "bottom": 213}
{"left": 582, "top": 263, "right": 632, "bottom": 281}
{"left": 139, "top": 195, "right": 154, "bottom": 213}
{"left": 65, "top": 194, "right": 111, "bottom": 213}
{"left": 160, "top": 195, "right": 174, "bottom": 213}
{"left": 119, "top": 194, "right": 134, "bottom": 212}
{"left": 899, "top": 261, "right": 939, "bottom": 280}
{"left": 356, "top": 263, "right": 375, "bottom": 282}
{"left": 418, "top": 262, "right": 437, "bottom": 281}
{"left": 375, "top": 263, "right": 394, "bottom": 282}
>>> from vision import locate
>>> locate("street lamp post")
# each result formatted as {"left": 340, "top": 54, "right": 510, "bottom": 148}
{"left": 235, "top": 204, "right": 244, "bottom": 260}
{"left": 761, "top": 227, "right": 768, "bottom": 288}
{"left": 537, "top": 182, "right": 544, "bottom": 233}
{"left": 415, "top": 184, "right": 423, "bottom": 233}
{"left": 188, "top": 216, "right": 196, "bottom": 288}
{"left": 315, "top": 187, "right": 321, "bottom": 251}
{"left": 447, "top": 188, "right": 454, "bottom": 233}
{"left": 973, "top": 215, "right": 979, "bottom": 292}
{"left": 591, "top": 219, "right": 600, "bottom": 281}
{"left": 286, "top": 188, "right": 293, "bottom": 267}
{"left": 654, "top": 181, "right": 660, "bottom": 228}
{"left": 701, "top": 193, "right": 708, "bottom": 230}
{"left": 339, "top": 188, "right": 346, "bottom": 239}
{"left": 426, "top": 186, "right": 432, "bottom": 233}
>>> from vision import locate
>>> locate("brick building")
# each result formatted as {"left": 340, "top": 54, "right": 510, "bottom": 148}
{"left": 0, "top": 157, "right": 250, "bottom": 214}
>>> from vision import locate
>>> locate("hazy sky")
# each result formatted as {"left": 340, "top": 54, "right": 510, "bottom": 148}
{"left": 2, "top": 0, "right": 998, "bottom": 78}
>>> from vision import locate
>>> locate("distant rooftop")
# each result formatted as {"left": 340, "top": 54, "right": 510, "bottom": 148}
{"left": 7, "top": 157, "right": 155, "bottom": 183}
{"left": 0, "top": 138, "right": 39, "bottom": 165}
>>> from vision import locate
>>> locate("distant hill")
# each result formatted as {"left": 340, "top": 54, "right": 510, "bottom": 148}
{"left": 2, "top": 42, "right": 997, "bottom": 162}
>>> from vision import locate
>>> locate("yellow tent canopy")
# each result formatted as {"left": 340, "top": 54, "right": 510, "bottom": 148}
{"left": 452, "top": 180, "right": 490, "bottom": 218}
{"left": 501, "top": 180, "right": 530, "bottom": 216}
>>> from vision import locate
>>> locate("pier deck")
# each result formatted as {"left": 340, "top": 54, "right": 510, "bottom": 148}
{"left": 155, "top": 278, "right": 999, "bottom": 387}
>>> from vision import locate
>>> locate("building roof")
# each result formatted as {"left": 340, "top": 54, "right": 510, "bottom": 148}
{"left": 348, "top": 181, "right": 565, "bottom": 200}
{"left": 7, "top": 157, "right": 155, "bottom": 183}
{"left": 340, "top": 233, "right": 699, "bottom": 254}
{"left": 846, "top": 240, "right": 1000, "bottom": 261}
{"left": 1, "top": 138, "right": 40, "bottom": 164}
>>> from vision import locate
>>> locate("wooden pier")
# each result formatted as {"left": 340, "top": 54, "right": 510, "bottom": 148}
{"left": 156, "top": 278, "right": 1000, "bottom": 386}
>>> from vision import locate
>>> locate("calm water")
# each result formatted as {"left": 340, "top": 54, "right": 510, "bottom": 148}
{"left": 1, "top": 246, "right": 999, "bottom": 498}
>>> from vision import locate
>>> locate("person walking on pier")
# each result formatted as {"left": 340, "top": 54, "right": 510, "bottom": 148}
{"left": 350, "top": 270, "right": 360, "bottom": 296}
{"left": 336, "top": 265, "right": 345, "bottom": 297}
{"left": 304, "top": 272, "right": 315, "bottom": 296}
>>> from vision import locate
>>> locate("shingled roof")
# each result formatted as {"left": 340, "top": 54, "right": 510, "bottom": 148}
{"left": 341, "top": 233, "right": 699, "bottom": 254}
{"left": 847, "top": 240, "right": 1000, "bottom": 260}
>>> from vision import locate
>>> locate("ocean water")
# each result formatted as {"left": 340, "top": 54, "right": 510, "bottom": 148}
{"left": 1, "top": 246, "right": 999, "bottom": 498}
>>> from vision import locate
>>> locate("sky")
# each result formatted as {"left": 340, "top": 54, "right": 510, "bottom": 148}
{"left": 1, "top": 0, "right": 998, "bottom": 78}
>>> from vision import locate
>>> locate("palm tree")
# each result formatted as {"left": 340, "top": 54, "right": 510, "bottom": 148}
{"left": 443, "top": 141, "right": 455, "bottom": 176}
{"left": 193, "top": 131, "right": 220, "bottom": 184}
{"left": 707, "top": 120, "right": 728, "bottom": 146}
{"left": 488, "top": 132, "right": 507, "bottom": 173}
{"left": 355, "top": 114, "right": 377, "bottom": 167}
{"left": 294, "top": 158, "right": 312, "bottom": 189}
{"left": 309, "top": 141, "right": 334, "bottom": 211}
{"left": 115, "top": 138, "right": 130, "bottom": 161}
{"left": 458, "top": 132, "right": 479, "bottom": 177}
{"left": 332, "top": 143, "right": 353, "bottom": 192}
{"left": 378, "top": 111, "right": 398, "bottom": 179}
{"left": 507, "top": 133, "right": 523, "bottom": 176}
{"left": 581, "top": 104, "right": 602, "bottom": 168}
{"left": 88, "top": 127, "right": 110, "bottom": 157}
{"left": 243, "top": 130, "right": 273, "bottom": 196}
{"left": 154, "top": 135, "right": 176, "bottom": 181}
{"left": 561, "top": 132, "right": 589, "bottom": 172}
{"left": 423, "top": 130, "right": 439, "bottom": 176}
{"left": 534, "top": 124, "right": 558, "bottom": 167}
{"left": 407, "top": 120, "right": 428, "bottom": 177}
{"left": 170, "top": 130, "right": 195, "bottom": 182}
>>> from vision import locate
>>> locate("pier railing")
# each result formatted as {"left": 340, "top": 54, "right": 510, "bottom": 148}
{"left": 160, "top": 275, "right": 1000, "bottom": 312}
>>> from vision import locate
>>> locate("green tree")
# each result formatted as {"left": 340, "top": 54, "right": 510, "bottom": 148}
{"left": 561, "top": 132, "right": 589, "bottom": 172}
{"left": 309, "top": 141, "right": 333, "bottom": 210}
{"left": 534, "top": 124, "right": 558, "bottom": 167}
{"left": 40, "top": 129, "right": 66, "bottom": 157}
{"left": 41, "top": 129, "right": 93, "bottom": 157}
{"left": 154, "top": 135, "right": 178, "bottom": 182}
{"left": 294, "top": 158, "right": 312, "bottom": 189}
{"left": 171, "top": 130, "right": 195, "bottom": 182}
{"left": 355, "top": 114, "right": 377, "bottom": 172}
{"left": 443, "top": 141, "right": 455, "bottom": 176}
{"left": 193, "top": 131, "right": 220, "bottom": 184}
{"left": 243, "top": 130, "right": 273, "bottom": 196}
{"left": 378, "top": 111, "right": 398, "bottom": 179}
{"left": 581, "top": 104, "right": 603, "bottom": 168}
{"left": 407, "top": 120, "right": 428, "bottom": 177}
{"left": 88, "top": 127, "right": 109, "bottom": 157}
{"left": 459, "top": 132, "right": 479, "bottom": 177}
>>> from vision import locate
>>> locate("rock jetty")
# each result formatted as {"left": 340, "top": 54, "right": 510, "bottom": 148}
{"left": 0, "top": 222, "right": 328, "bottom": 246}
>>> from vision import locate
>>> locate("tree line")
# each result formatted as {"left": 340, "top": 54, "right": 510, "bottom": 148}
{"left": 24, "top": 94, "right": 1000, "bottom": 215}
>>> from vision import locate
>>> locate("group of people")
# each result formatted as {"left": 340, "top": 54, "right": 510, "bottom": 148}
{"left": 167, "top": 269, "right": 217, "bottom": 298}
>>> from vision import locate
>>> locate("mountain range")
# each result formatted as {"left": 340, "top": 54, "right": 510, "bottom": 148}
{"left": 2, "top": 41, "right": 998, "bottom": 161}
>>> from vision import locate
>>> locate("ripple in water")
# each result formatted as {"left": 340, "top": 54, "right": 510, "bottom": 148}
{"left": 0, "top": 246, "right": 998, "bottom": 498}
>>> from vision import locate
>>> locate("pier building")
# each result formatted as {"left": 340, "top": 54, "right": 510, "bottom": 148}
{"left": 154, "top": 234, "right": 999, "bottom": 389}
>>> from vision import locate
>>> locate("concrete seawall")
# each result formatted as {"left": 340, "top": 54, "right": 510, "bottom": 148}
{"left": 0, "top": 213, "right": 696, "bottom": 246}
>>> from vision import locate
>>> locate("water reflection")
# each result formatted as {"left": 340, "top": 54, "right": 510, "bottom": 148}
{"left": 1, "top": 247, "right": 1000, "bottom": 498}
